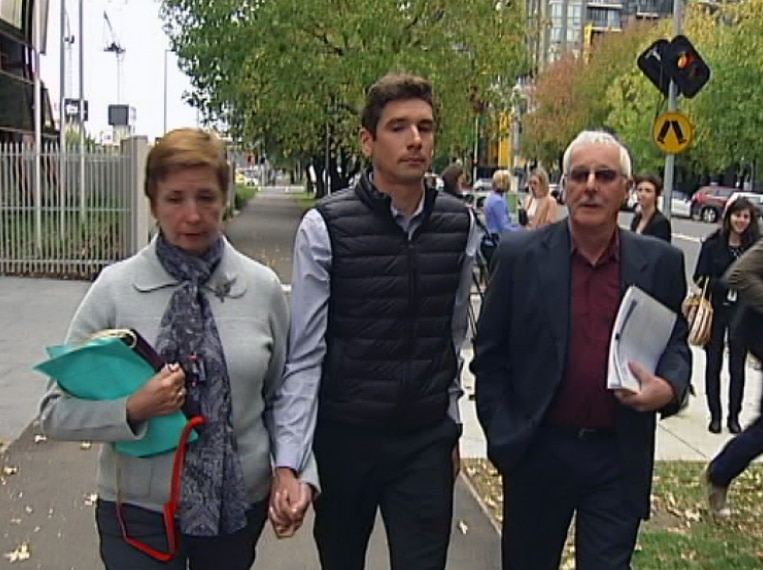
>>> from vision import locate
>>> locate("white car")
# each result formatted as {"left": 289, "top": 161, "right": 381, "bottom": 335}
{"left": 657, "top": 191, "right": 692, "bottom": 218}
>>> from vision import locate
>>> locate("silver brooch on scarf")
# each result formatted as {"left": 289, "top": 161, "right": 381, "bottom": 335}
{"left": 213, "top": 275, "right": 235, "bottom": 302}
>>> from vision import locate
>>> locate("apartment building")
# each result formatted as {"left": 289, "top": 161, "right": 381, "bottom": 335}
{"left": 527, "top": 0, "right": 673, "bottom": 71}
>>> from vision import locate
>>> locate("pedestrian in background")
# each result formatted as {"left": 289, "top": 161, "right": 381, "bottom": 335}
{"left": 441, "top": 162, "right": 467, "bottom": 200}
{"left": 523, "top": 166, "right": 558, "bottom": 228}
{"left": 630, "top": 174, "right": 671, "bottom": 242}
{"left": 693, "top": 197, "right": 760, "bottom": 434}
{"left": 484, "top": 169, "right": 512, "bottom": 235}
{"left": 271, "top": 73, "right": 479, "bottom": 570}
{"left": 481, "top": 169, "right": 513, "bottom": 265}
{"left": 472, "top": 130, "right": 691, "bottom": 570}
{"left": 39, "top": 128, "right": 317, "bottom": 569}
{"left": 706, "top": 235, "right": 763, "bottom": 516}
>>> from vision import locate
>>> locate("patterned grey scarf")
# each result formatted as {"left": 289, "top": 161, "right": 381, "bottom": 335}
{"left": 153, "top": 233, "right": 250, "bottom": 536}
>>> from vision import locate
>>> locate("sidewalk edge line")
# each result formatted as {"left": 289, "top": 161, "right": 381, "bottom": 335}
{"left": 457, "top": 471, "right": 501, "bottom": 536}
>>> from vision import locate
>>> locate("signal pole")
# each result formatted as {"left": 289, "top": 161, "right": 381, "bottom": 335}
{"left": 662, "top": 0, "right": 683, "bottom": 220}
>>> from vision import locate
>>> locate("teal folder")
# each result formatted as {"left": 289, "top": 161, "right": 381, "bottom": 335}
{"left": 34, "top": 336, "right": 196, "bottom": 457}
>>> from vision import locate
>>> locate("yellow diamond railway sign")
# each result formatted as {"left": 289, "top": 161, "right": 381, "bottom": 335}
{"left": 653, "top": 111, "right": 694, "bottom": 154}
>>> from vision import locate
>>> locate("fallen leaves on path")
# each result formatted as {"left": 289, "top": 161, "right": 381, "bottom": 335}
{"left": 3, "top": 542, "right": 30, "bottom": 563}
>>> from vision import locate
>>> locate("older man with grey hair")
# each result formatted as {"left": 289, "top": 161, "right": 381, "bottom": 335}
{"left": 472, "top": 130, "right": 692, "bottom": 569}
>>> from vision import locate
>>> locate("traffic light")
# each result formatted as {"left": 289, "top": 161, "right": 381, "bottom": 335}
{"left": 637, "top": 39, "right": 671, "bottom": 97}
{"left": 664, "top": 35, "right": 711, "bottom": 98}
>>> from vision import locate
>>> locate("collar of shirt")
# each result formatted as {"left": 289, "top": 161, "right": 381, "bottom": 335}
{"left": 570, "top": 226, "right": 621, "bottom": 266}
{"left": 366, "top": 172, "right": 426, "bottom": 236}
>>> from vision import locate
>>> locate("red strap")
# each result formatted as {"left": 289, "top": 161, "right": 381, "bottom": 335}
{"left": 117, "top": 415, "right": 206, "bottom": 562}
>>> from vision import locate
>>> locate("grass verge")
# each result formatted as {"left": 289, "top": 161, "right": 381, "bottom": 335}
{"left": 294, "top": 191, "right": 318, "bottom": 210}
{"left": 463, "top": 458, "right": 763, "bottom": 569}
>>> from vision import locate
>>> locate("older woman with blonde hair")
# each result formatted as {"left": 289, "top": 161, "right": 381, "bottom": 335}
{"left": 484, "top": 169, "right": 512, "bottom": 236}
{"left": 524, "top": 166, "right": 558, "bottom": 228}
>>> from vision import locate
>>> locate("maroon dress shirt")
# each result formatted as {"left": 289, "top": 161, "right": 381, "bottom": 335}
{"left": 547, "top": 230, "right": 621, "bottom": 430}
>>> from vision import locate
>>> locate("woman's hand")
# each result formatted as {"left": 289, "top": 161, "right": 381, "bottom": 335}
{"left": 126, "top": 364, "right": 187, "bottom": 422}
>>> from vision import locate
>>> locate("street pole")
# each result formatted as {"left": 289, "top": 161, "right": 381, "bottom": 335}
{"left": 324, "top": 121, "right": 331, "bottom": 195}
{"left": 163, "top": 49, "right": 169, "bottom": 134}
{"left": 59, "top": 0, "right": 67, "bottom": 239}
{"left": 33, "top": 0, "right": 42, "bottom": 253}
{"left": 78, "top": 0, "right": 86, "bottom": 223}
{"left": 472, "top": 115, "right": 479, "bottom": 184}
{"left": 662, "top": 0, "right": 683, "bottom": 220}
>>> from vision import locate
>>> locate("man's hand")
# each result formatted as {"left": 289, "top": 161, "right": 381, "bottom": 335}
{"left": 452, "top": 444, "right": 461, "bottom": 479}
{"left": 269, "top": 467, "right": 312, "bottom": 538}
{"left": 614, "top": 361, "right": 676, "bottom": 412}
{"left": 126, "top": 364, "right": 186, "bottom": 422}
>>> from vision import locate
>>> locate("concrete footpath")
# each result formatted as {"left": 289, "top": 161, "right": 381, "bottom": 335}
{"left": 0, "top": 187, "right": 499, "bottom": 569}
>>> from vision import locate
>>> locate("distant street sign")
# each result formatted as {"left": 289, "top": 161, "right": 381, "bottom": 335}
{"left": 63, "top": 98, "right": 89, "bottom": 122}
{"left": 653, "top": 111, "right": 694, "bottom": 154}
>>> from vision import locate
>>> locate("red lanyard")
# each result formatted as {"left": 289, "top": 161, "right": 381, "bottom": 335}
{"left": 116, "top": 415, "right": 207, "bottom": 562}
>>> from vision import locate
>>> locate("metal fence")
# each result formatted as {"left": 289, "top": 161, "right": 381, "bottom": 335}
{"left": 0, "top": 137, "right": 149, "bottom": 280}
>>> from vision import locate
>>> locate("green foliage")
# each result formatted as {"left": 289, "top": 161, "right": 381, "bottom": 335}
{"left": 160, "top": 0, "right": 529, "bottom": 164}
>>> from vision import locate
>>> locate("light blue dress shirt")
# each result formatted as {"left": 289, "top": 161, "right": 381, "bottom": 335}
{"left": 272, "top": 194, "right": 480, "bottom": 473}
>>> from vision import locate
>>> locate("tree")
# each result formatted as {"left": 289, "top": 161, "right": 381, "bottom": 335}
{"left": 161, "top": 0, "right": 529, "bottom": 196}
{"left": 523, "top": 23, "right": 658, "bottom": 169}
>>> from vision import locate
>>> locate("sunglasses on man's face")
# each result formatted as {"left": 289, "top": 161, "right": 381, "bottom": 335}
{"left": 567, "top": 168, "right": 621, "bottom": 184}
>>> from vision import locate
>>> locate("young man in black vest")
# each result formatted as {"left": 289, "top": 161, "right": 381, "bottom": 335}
{"left": 269, "top": 72, "right": 478, "bottom": 569}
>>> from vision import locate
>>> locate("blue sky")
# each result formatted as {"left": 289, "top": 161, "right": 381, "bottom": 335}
{"left": 39, "top": 0, "right": 198, "bottom": 142}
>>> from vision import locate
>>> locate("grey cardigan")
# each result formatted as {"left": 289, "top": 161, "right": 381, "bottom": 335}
{"left": 39, "top": 238, "right": 318, "bottom": 513}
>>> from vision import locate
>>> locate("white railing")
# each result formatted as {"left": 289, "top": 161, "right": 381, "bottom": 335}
{"left": 0, "top": 137, "right": 150, "bottom": 280}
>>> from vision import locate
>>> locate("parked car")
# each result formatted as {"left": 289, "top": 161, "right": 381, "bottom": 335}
{"left": 472, "top": 178, "right": 493, "bottom": 192}
{"left": 657, "top": 191, "right": 692, "bottom": 218}
{"left": 462, "top": 189, "right": 491, "bottom": 212}
{"left": 690, "top": 185, "right": 736, "bottom": 223}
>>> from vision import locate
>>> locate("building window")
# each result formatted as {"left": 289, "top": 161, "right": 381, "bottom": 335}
{"left": 569, "top": 5, "right": 583, "bottom": 26}
{"left": 550, "top": 27, "right": 563, "bottom": 42}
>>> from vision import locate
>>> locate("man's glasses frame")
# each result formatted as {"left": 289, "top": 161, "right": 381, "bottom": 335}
{"left": 566, "top": 168, "right": 623, "bottom": 185}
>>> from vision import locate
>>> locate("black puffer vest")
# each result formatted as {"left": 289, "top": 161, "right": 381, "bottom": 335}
{"left": 316, "top": 172, "right": 470, "bottom": 429}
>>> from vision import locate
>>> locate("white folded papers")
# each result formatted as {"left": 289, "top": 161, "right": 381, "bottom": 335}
{"left": 607, "top": 285, "right": 677, "bottom": 393}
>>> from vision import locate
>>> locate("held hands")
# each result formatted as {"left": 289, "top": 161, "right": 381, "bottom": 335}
{"left": 614, "top": 361, "right": 677, "bottom": 412}
{"left": 126, "top": 364, "right": 187, "bottom": 422}
{"left": 269, "top": 467, "right": 313, "bottom": 539}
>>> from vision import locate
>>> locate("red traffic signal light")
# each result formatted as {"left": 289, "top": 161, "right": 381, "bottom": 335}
{"left": 677, "top": 53, "right": 696, "bottom": 69}
{"left": 664, "top": 35, "right": 711, "bottom": 98}
{"left": 638, "top": 35, "right": 711, "bottom": 99}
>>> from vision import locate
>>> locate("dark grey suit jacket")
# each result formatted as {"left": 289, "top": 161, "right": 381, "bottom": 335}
{"left": 471, "top": 221, "right": 691, "bottom": 519}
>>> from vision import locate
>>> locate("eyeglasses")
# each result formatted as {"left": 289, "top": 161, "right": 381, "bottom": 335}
{"left": 567, "top": 168, "right": 621, "bottom": 184}
{"left": 116, "top": 415, "right": 206, "bottom": 562}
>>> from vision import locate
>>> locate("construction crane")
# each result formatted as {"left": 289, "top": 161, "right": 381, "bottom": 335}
{"left": 102, "top": 11, "right": 125, "bottom": 103}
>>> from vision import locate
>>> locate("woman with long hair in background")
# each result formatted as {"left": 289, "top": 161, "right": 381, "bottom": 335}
{"left": 693, "top": 197, "right": 761, "bottom": 435}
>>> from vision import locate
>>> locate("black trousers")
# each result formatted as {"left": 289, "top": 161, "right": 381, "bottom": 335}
{"left": 710, "top": 385, "right": 763, "bottom": 487}
{"left": 501, "top": 427, "right": 641, "bottom": 570}
{"left": 705, "top": 303, "right": 747, "bottom": 421}
{"left": 312, "top": 417, "right": 460, "bottom": 570}
{"left": 96, "top": 499, "right": 268, "bottom": 570}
